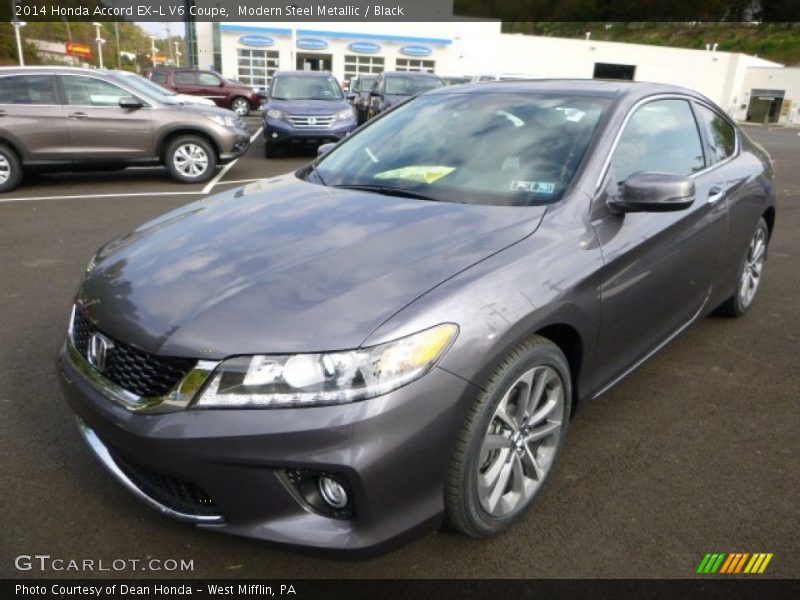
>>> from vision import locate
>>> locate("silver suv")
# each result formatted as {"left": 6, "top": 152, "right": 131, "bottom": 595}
{"left": 0, "top": 67, "right": 251, "bottom": 193}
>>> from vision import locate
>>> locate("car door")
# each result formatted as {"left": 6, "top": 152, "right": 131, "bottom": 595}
{"left": 591, "top": 97, "right": 728, "bottom": 394}
{"left": 0, "top": 74, "right": 71, "bottom": 162}
{"left": 59, "top": 75, "right": 154, "bottom": 160}
{"left": 196, "top": 72, "right": 228, "bottom": 108}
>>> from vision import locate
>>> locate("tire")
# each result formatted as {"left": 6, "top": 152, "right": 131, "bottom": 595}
{"left": 0, "top": 144, "right": 23, "bottom": 193}
{"left": 231, "top": 97, "right": 250, "bottom": 117}
{"left": 715, "top": 217, "right": 769, "bottom": 318}
{"left": 446, "top": 336, "right": 572, "bottom": 538}
{"left": 165, "top": 135, "right": 217, "bottom": 184}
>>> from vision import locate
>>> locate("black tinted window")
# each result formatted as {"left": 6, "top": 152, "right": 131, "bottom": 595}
{"left": 150, "top": 71, "right": 168, "bottom": 84}
{"left": 0, "top": 75, "right": 56, "bottom": 105}
{"left": 695, "top": 104, "right": 736, "bottom": 164}
{"left": 611, "top": 99, "right": 705, "bottom": 183}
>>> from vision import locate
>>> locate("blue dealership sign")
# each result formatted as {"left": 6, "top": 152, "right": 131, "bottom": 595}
{"left": 399, "top": 45, "right": 433, "bottom": 57}
{"left": 239, "top": 35, "right": 274, "bottom": 47}
{"left": 297, "top": 38, "right": 328, "bottom": 50}
{"left": 347, "top": 41, "right": 382, "bottom": 54}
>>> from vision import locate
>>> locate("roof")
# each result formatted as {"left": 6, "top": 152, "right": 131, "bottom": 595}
{"left": 272, "top": 70, "right": 336, "bottom": 78}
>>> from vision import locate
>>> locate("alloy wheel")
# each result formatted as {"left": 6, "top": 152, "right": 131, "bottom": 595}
{"left": 738, "top": 226, "right": 767, "bottom": 309}
{"left": 173, "top": 144, "right": 209, "bottom": 178}
{"left": 0, "top": 154, "right": 9, "bottom": 185}
{"left": 232, "top": 99, "right": 249, "bottom": 116}
{"left": 477, "top": 365, "right": 565, "bottom": 518}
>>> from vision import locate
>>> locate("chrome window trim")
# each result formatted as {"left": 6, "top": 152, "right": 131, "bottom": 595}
{"left": 594, "top": 93, "right": 739, "bottom": 194}
{"left": 76, "top": 418, "right": 224, "bottom": 524}
{"left": 690, "top": 100, "right": 740, "bottom": 176}
{"left": 66, "top": 331, "right": 219, "bottom": 414}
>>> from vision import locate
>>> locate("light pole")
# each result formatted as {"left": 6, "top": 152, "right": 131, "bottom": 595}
{"left": 93, "top": 22, "right": 105, "bottom": 69}
{"left": 11, "top": 18, "right": 26, "bottom": 66}
{"left": 150, "top": 37, "right": 158, "bottom": 68}
{"left": 174, "top": 42, "right": 181, "bottom": 67}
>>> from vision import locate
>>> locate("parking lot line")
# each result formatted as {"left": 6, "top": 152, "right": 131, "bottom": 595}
{"left": 0, "top": 191, "right": 205, "bottom": 204}
{"left": 203, "top": 127, "right": 264, "bottom": 194}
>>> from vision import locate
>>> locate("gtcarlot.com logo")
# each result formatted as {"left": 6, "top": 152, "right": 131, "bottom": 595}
{"left": 696, "top": 552, "right": 773, "bottom": 574}
{"left": 14, "top": 554, "right": 194, "bottom": 572}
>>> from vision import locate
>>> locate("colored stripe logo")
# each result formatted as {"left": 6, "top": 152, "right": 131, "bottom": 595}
{"left": 696, "top": 552, "right": 773, "bottom": 574}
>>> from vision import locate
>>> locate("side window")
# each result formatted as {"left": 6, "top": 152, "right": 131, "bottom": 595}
{"left": 695, "top": 104, "right": 736, "bottom": 164}
{"left": 62, "top": 76, "right": 131, "bottom": 107}
{"left": 0, "top": 75, "right": 56, "bottom": 105}
{"left": 175, "top": 71, "right": 199, "bottom": 85}
{"left": 371, "top": 78, "right": 381, "bottom": 95}
{"left": 150, "top": 71, "right": 168, "bottom": 85}
{"left": 198, "top": 73, "right": 222, "bottom": 86}
{"left": 611, "top": 99, "right": 705, "bottom": 184}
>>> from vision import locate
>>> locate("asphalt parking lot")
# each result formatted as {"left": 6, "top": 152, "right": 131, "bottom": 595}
{"left": 1, "top": 121, "right": 798, "bottom": 579}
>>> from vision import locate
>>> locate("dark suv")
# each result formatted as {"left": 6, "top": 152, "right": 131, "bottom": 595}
{"left": 262, "top": 71, "right": 357, "bottom": 157}
{"left": 145, "top": 68, "right": 262, "bottom": 116}
{"left": 367, "top": 71, "right": 445, "bottom": 119}
{"left": 346, "top": 74, "right": 377, "bottom": 124}
{"left": 0, "top": 67, "right": 251, "bottom": 192}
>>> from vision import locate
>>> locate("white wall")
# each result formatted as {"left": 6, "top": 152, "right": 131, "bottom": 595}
{"left": 739, "top": 66, "right": 800, "bottom": 124}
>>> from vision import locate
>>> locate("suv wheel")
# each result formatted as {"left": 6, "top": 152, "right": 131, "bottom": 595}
{"left": 0, "top": 144, "right": 23, "bottom": 193}
{"left": 446, "top": 336, "right": 571, "bottom": 537}
{"left": 165, "top": 136, "right": 217, "bottom": 184}
{"left": 231, "top": 97, "right": 250, "bottom": 117}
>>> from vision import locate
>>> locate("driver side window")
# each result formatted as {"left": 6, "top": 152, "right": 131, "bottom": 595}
{"left": 611, "top": 99, "right": 705, "bottom": 185}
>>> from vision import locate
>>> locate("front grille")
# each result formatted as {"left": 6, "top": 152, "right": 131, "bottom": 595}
{"left": 71, "top": 309, "right": 195, "bottom": 398}
{"left": 286, "top": 114, "right": 335, "bottom": 128}
{"left": 109, "top": 450, "right": 222, "bottom": 518}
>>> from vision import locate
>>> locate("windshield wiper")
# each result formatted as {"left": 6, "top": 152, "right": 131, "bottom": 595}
{"left": 331, "top": 184, "right": 439, "bottom": 202}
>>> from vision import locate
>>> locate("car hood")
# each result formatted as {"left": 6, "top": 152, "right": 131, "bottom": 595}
{"left": 78, "top": 176, "right": 546, "bottom": 358}
{"left": 266, "top": 98, "right": 349, "bottom": 115}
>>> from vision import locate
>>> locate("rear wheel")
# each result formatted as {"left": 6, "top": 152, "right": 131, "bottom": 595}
{"left": 231, "top": 97, "right": 250, "bottom": 117}
{"left": 165, "top": 135, "right": 217, "bottom": 184}
{"left": 446, "top": 336, "right": 571, "bottom": 537}
{"left": 716, "top": 217, "right": 769, "bottom": 317}
{"left": 0, "top": 144, "right": 23, "bottom": 193}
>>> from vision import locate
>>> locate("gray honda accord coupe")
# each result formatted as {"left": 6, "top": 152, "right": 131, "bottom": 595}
{"left": 58, "top": 80, "right": 776, "bottom": 555}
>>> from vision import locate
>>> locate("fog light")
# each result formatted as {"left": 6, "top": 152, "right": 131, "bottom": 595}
{"left": 271, "top": 132, "right": 278, "bottom": 139}
{"left": 318, "top": 476, "right": 348, "bottom": 509}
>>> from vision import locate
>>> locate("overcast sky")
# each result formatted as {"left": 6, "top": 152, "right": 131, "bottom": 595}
{"left": 136, "top": 22, "right": 185, "bottom": 39}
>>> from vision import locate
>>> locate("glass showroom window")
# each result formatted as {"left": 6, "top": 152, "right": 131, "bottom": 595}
{"left": 395, "top": 58, "right": 436, "bottom": 73}
{"left": 343, "top": 55, "right": 385, "bottom": 85}
{"left": 237, "top": 49, "right": 279, "bottom": 87}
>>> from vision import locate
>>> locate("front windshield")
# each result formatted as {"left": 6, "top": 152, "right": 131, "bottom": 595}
{"left": 310, "top": 92, "right": 609, "bottom": 206}
{"left": 271, "top": 75, "right": 343, "bottom": 101}
{"left": 352, "top": 77, "right": 375, "bottom": 93}
{"left": 114, "top": 73, "right": 179, "bottom": 104}
{"left": 385, "top": 76, "right": 443, "bottom": 96}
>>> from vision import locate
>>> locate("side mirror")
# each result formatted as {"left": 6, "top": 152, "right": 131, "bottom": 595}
{"left": 609, "top": 172, "right": 695, "bottom": 213}
{"left": 317, "top": 142, "right": 336, "bottom": 157}
{"left": 119, "top": 97, "right": 144, "bottom": 110}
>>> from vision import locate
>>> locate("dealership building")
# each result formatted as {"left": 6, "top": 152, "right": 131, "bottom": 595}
{"left": 190, "top": 21, "right": 800, "bottom": 125}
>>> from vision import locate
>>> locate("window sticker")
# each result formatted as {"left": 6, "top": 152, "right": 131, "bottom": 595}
{"left": 511, "top": 181, "right": 556, "bottom": 194}
{"left": 375, "top": 165, "right": 456, "bottom": 184}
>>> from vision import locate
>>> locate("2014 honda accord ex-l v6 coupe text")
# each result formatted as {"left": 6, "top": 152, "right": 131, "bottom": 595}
{"left": 58, "top": 81, "right": 776, "bottom": 555}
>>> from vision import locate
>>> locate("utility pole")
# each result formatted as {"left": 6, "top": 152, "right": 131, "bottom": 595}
{"left": 114, "top": 22, "right": 121, "bottom": 69}
{"left": 174, "top": 41, "right": 181, "bottom": 67}
{"left": 93, "top": 22, "right": 105, "bottom": 69}
{"left": 150, "top": 37, "right": 158, "bottom": 68}
{"left": 11, "top": 18, "right": 26, "bottom": 66}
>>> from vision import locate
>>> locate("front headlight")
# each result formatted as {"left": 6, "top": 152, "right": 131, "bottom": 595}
{"left": 335, "top": 107, "right": 355, "bottom": 121}
{"left": 266, "top": 109, "right": 284, "bottom": 120}
{"left": 203, "top": 113, "right": 239, "bottom": 129}
{"left": 193, "top": 323, "right": 458, "bottom": 408}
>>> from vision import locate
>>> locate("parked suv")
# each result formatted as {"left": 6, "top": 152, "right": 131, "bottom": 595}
{"left": 145, "top": 67, "right": 261, "bottom": 116}
{"left": 367, "top": 71, "right": 445, "bottom": 119}
{"left": 346, "top": 74, "right": 377, "bottom": 124}
{"left": 262, "top": 71, "right": 357, "bottom": 157}
{"left": 0, "top": 67, "right": 251, "bottom": 192}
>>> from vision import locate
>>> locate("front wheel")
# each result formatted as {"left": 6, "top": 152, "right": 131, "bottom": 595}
{"left": 231, "top": 97, "right": 250, "bottom": 117}
{"left": 446, "top": 336, "right": 571, "bottom": 538}
{"left": 165, "top": 136, "right": 217, "bottom": 184}
{"left": 715, "top": 217, "right": 769, "bottom": 317}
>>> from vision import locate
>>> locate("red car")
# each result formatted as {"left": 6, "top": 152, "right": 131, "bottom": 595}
{"left": 144, "top": 68, "right": 261, "bottom": 116}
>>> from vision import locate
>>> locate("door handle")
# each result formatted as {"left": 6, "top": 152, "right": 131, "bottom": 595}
{"left": 68, "top": 112, "right": 89, "bottom": 120}
{"left": 0, "top": 109, "right": 6, "bottom": 117}
{"left": 708, "top": 186, "right": 725, "bottom": 205}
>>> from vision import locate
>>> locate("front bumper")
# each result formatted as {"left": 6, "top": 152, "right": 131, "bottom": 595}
{"left": 263, "top": 117, "right": 356, "bottom": 147}
{"left": 219, "top": 130, "right": 251, "bottom": 163}
{"left": 57, "top": 344, "right": 478, "bottom": 555}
